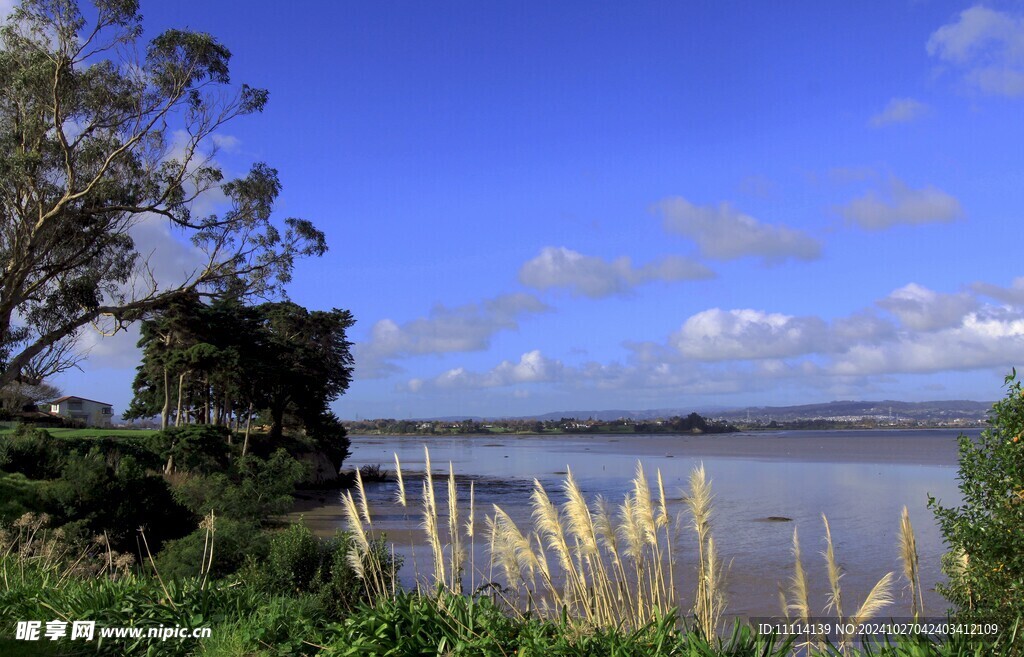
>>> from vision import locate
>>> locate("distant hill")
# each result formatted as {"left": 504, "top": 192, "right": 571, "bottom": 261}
{"left": 417, "top": 400, "right": 993, "bottom": 424}
{"left": 713, "top": 400, "right": 992, "bottom": 423}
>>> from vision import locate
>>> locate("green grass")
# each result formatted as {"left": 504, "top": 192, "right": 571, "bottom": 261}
{"left": 0, "top": 427, "right": 156, "bottom": 438}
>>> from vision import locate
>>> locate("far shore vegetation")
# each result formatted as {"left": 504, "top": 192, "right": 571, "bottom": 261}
{"left": 342, "top": 413, "right": 984, "bottom": 437}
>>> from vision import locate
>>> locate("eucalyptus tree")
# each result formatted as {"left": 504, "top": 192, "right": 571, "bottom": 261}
{"left": 0, "top": 0, "right": 326, "bottom": 387}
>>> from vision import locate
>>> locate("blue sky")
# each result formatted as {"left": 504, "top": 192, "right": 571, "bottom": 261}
{"left": 28, "top": 0, "right": 1024, "bottom": 418}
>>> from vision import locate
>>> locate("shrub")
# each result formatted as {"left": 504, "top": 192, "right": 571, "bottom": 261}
{"left": 930, "top": 371, "right": 1024, "bottom": 639}
{"left": 147, "top": 424, "right": 232, "bottom": 475}
{"left": 45, "top": 448, "right": 193, "bottom": 551}
{"left": 0, "top": 425, "right": 64, "bottom": 478}
{"left": 156, "top": 518, "right": 269, "bottom": 580}
{"left": 172, "top": 448, "right": 307, "bottom": 522}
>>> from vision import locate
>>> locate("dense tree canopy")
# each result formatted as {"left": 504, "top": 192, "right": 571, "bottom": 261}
{"left": 0, "top": 0, "right": 325, "bottom": 388}
{"left": 126, "top": 297, "right": 354, "bottom": 457}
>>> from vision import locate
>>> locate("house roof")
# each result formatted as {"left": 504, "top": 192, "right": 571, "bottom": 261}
{"left": 50, "top": 395, "right": 113, "bottom": 407}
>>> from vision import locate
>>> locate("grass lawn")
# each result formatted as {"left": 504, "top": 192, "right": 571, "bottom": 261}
{"left": 0, "top": 426, "right": 157, "bottom": 438}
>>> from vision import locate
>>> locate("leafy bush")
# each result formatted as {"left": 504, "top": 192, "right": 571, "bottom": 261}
{"left": 930, "top": 371, "right": 1024, "bottom": 641}
{"left": 0, "top": 472, "right": 48, "bottom": 523}
{"left": 0, "top": 425, "right": 65, "bottom": 478}
{"left": 156, "top": 518, "right": 269, "bottom": 580}
{"left": 172, "top": 448, "right": 306, "bottom": 522}
{"left": 45, "top": 448, "right": 194, "bottom": 551}
{"left": 147, "top": 424, "right": 232, "bottom": 475}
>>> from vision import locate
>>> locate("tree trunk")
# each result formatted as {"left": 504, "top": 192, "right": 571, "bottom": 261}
{"left": 242, "top": 402, "right": 254, "bottom": 457}
{"left": 160, "top": 366, "right": 170, "bottom": 430}
{"left": 202, "top": 376, "right": 210, "bottom": 424}
{"left": 175, "top": 372, "right": 186, "bottom": 427}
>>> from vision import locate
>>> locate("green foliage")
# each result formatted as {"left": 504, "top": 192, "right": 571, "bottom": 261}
{"left": 0, "top": 425, "right": 65, "bottom": 479}
{"left": 930, "top": 370, "right": 1024, "bottom": 642}
{"left": 148, "top": 424, "right": 231, "bottom": 475}
{"left": 0, "top": 472, "right": 48, "bottom": 523}
{"left": 245, "top": 524, "right": 400, "bottom": 619}
{"left": 44, "top": 447, "right": 193, "bottom": 551}
{"left": 173, "top": 448, "right": 306, "bottom": 522}
{"left": 156, "top": 518, "right": 269, "bottom": 580}
{"left": 323, "top": 593, "right": 800, "bottom": 656}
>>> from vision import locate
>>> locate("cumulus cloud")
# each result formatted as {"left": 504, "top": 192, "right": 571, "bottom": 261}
{"left": 401, "top": 281, "right": 1024, "bottom": 402}
{"left": 870, "top": 98, "right": 928, "bottom": 127}
{"left": 838, "top": 178, "right": 962, "bottom": 230}
{"left": 354, "top": 293, "right": 550, "bottom": 378}
{"left": 927, "top": 5, "right": 1024, "bottom": 96}
{"left": 656, "top": 197, "right": 821, "bottom": 264}
{"left": 877, "top": 283, "right": 978, "bottom": 331}
{"left": 670, "top": 308, "right": 829, "bottom": 360}
{"left": 518, "top": 247, "right": 714, "bottom": 298}
{"left": 832, "top": 306, "right": 1024, "bottom": 376}
{"left": 971, "top": 277, "right": 1024, "bottom": 305}
{"left": 407, "top": 350, "right": 564, "bottom": 391}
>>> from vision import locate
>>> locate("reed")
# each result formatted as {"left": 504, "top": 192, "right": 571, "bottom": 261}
{"left": 447, "top": 461, "right": 463, "bottom": 592}
{"left": 421, "top": 446, "right": 446, "bottom": 588}
{"left": 349, "top": 448, "right": 922, "bottom": 648}
{"left": 781, "top": 515, "right": 895, "bottom": 653}
{"left": 822, "top": 514, "right": 843, "bottom": 620}
{"left": 687, "top": 463, "right": 724, "bottom": 637}
{"left": 899, "top": 505, "right": 924, "bottom": 619}
{"left": 394, "top": 453, "right": 407, "bottom": 508}
{"left": 786, "top": 527, "right": 811, "bottom": 625}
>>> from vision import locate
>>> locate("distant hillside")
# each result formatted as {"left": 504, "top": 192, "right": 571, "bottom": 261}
{"left": 418, "top": 400, "right": 993, "bottom": 424}
{"left": 714, "top": 400, "right": 992, "bottom": 423}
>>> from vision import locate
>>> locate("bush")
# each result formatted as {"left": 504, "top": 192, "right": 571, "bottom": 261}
{"left": 0, "top": 472, "right": 48, "bottom": 522}
{"left": 147, "top": 424, "right": 232, "bottom": 475}
{"left": 240, "top": 523, "right": 401, "bottom": 619}
{"left": 0, "top": 425, "right": 64, "bottom": 478}
{"left": 45, "top": 448, "right": 194, "bottom": 551}
{"left": 930, "top": 371, "right": 1024, "bottom": 639}
{"left": 156, "top": 517, "right": 269, "bottom": 580}
{"left": 172, "top": 448, "right": 306, "bottom": 523}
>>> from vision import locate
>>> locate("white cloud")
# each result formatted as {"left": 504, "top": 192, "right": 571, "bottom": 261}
{"left": 870, "top": 98, "right": 928, "bottom": 127}
{"left": 399, "top": 281, "right": 1024, "bottom": 402}
{"left": 407, "top": 350, "right": 565, "bottom": 391}
{"left": 670, "top": 309, "right": 829, "bottom": 361}
{"left": 354, "top": 293, "right": 550, "bottom": 379}
{"left": 656, "top": 197, "right": 821, "bottom": 264}
{"left": 838, "top": 178, "right": 962, "bottom": 230}
{"left": 518, "top": 246, "right": 713, "bottom": 298}
{"left": 831, "top": 307, "right": 1024, "bottom": 376}
{"left": 971, "top": 277, "right": 1024, "bottom": 305}
{"left": 877, "top": 283, "right": 978, "bottom": 331}
{"left": 927, "top": 6, "right": 1024, "bottom": 96}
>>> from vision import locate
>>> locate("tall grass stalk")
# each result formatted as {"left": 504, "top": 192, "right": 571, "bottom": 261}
{"left": 822, "top": 514, "right": 843, "bottom": 620}
{"left": 783, "top": 516, "right": 895, "bottom": 654}
{"left": 394, "top": 453, "right": 407, "bottom": 508}
{"left": 421, "top": 446, "right": 446, "bottom": 588}
{"left": 899, "top": 505, "right": 924, "bottom": 619}
{"left": 687, "top": 463, "right": 724, "bottom": 638}
{"left": 447, "top": 461, "right": 463, "bottom": 592}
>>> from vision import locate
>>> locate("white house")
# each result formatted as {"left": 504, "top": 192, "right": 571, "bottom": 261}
{"left": 48, "top": 396, "right": 114, "bottom": 427}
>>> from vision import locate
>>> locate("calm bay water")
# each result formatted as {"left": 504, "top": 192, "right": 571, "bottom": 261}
{"left": 295, "top": 429, "right": 974, "bottom": 619}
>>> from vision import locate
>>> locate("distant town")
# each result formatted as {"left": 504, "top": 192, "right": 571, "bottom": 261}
{"left": 343, "top": 400, "right": 991, "bottom": 435}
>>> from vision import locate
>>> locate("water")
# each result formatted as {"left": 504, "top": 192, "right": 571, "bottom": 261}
{"left": 294, "top": 429, "right": 973, "bottom": 619}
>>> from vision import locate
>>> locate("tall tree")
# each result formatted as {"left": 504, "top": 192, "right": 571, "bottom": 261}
{"left": 257, "top": 302, "right": 355, "bottom": 442}
{"left": 0, "top": 0, "right": 326, "bottom": 387}
{"left": 127, "top": 299, "right": 354, "bottom": 459}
